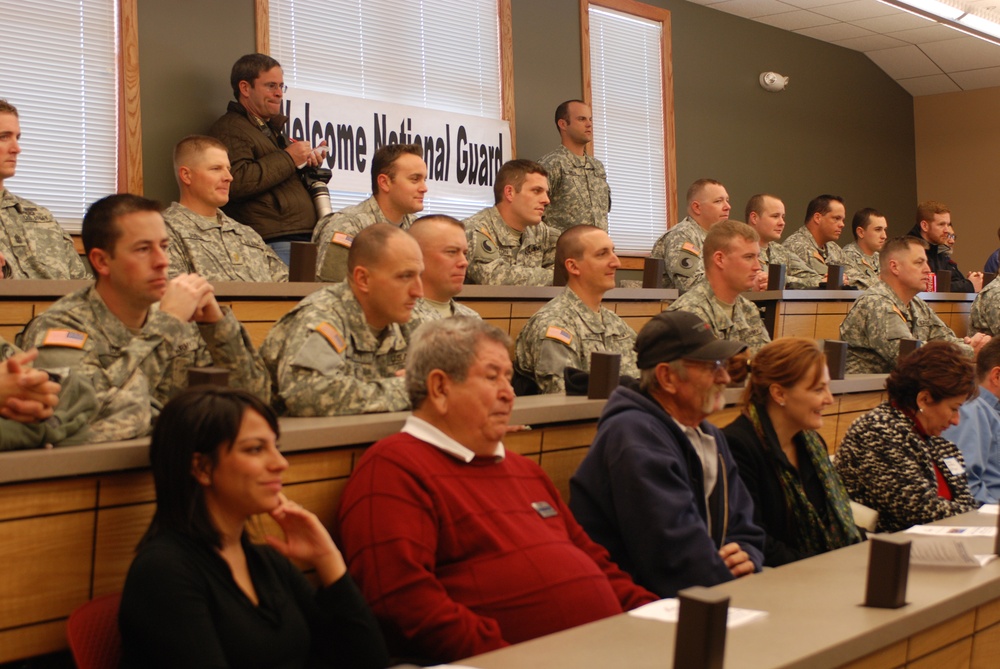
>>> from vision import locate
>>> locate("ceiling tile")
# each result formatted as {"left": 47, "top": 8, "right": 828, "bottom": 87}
{"left": 780, "top": 0, "right": 856, "bottom": 8}
{"left": 796, "top": 22, "right": 877, "bottom": 40}
{"left": 852, "top": 13, "right": 934, "bottom": 33}
{"left": 756, "top": 9, "right": 841, "bottom": 29}
{"left": 834, "top": 33, "right": 911, "bottom": 50}
{"left": 710, "top": 0, "right": 801, "bottom": 18}
{"left": 895, "top": 74, "right": 962, "bottom": 95}
{"left": 949, "top": 65, "right": 1000, "bottom": 89}
{"left": 887, "top": 24, "right": 980, "bottom": 44}
{"left": 865, "top": 44, "right": 943, "bottom": 77}
{"left": 812, "top": 0, "right": 898, "bottom": 21}
{"left": 920, "top": 35, "right": 1000, "bottom": 72}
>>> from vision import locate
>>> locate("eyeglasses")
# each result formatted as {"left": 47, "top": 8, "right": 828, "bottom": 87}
{"left": 682, "top": 359, "right": 726, "bottom": 374}
{"left": 260, "top": 82, "right": 288, "bottom": 93}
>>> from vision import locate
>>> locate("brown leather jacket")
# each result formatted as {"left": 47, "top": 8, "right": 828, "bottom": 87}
{"left": 209, "top": 101, "right": 317, "bottom": 241}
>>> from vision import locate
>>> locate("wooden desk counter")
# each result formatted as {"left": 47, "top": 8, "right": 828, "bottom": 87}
{"left": 465, "top": 510, "right": 1000, "bottom": 669}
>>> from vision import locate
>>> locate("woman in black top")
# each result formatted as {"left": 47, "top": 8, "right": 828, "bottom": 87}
{"left": 723, "top": 338, "right": 862, "bottom": 566}
{"left": 119, "top": 387, "right": 388, "bottom": 669}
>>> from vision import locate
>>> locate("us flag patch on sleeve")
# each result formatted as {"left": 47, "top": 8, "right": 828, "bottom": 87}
{"left": 331, "top": 232, "right": 354, "bottom": 248}
{"left": 315, "top": 322, "right": 346, "bottom": 353}
{"left": 42, "top": 329, "right": 88, "bottom": 349}
{"left": 681, "top": 242, "right": 701, "bottom": 257}
{"left": 545, "top": 325, "right": 573, "bottom": 345}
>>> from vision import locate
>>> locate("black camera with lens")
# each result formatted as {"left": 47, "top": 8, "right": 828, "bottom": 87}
{"left": 300, "top": 166, "right": 333, "bottom": 219}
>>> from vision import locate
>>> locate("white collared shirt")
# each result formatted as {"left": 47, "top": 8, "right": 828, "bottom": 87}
{"left": 402, "top": 415, "right": 506, "bottom": 463}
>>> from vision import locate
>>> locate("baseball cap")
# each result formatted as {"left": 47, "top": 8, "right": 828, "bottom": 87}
{"left": 635, "top": 311, "right": 747, "bottom": 369}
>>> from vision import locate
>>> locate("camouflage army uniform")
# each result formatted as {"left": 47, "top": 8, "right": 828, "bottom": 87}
{"left": 261, "top": 281, "right": 409, "bottom": 416}
{"left": 537, "top": 145, "right": 611, "bottom": 232}
{"left": 312, "top": 196, "right": 417, "bottom": 282}
{"left": 514, "top": 288, "right": 638, "bottom": 394}
{"left": 162, "top": 203, "right": 288, "bottom": 282}
{"left": 970, "top": 277, "right": 1000, "bottom": 336}
{"left": 649, "top": 217, "right": 708, "bottom": 291}
{"left": 841, "top": 242, "right": 880, "bottom": 290}
{"left": 407, "top": 297, "right": 481, "bottom": 334}
{"left": 0, "top": 190, "right": 90, "bottom": 279}
{"left": 666, "top": 280, "right": 770, "bottom": 354}
{"left": 840, "top": 280, "right": 971, "bottom": 374}
{"left": 463, "top": 206, "right": 557, "bottom": 286}
{"left": 759, "top": 241, "right": 822, "bottom": 289}
{"left": 20, "top": 286, "right": 270, "bottom": 442}
{"left": 783, "top": 226, "right": 847, "bottom": 278}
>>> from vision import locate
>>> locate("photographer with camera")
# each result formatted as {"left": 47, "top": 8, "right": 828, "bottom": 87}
{"left": 162, "top": 135, "right": 288, "bottom": 282}
{"left": 312, "top": 143, "right": 428, "bottom": 282}
{"left": 209, "top": 53, "right": 329, "bottom": 265}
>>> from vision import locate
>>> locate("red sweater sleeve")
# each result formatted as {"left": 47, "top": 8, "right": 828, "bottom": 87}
{"left": 337, "top": 444, "right": 508, "bottom": 662}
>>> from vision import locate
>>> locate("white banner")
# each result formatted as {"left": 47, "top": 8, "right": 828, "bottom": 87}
{"left": 281, "top": 89, "right": 511, "bottom": 202}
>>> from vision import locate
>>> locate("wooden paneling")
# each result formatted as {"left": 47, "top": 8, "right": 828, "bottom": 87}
{"left": 284, "top": 449, "right": 355, "bottom": 484}
{"left": 0, "top": 479, "right": 96, "bottom": 521}
{"left": 541, "top": 423, "right": 598, "bottom": 451}
{"left": 98, "top": 471, "right": 155, "bottom": 507}
{"left": 840, "top": 640, "right": 907, "bottom": 669}
{"left": 976, "top": 598, "right": 1000, "bottom": 630}
{"left": 908, "top": 611, "right": 976, "bottom": 661}
{"left": 504, "top": 429, "right": 543, "bottom": 456}
{"left": 907, "top": 637, "right": 972, "bottom": 669}
{"left": 971, "top": 622, "right": 1000, "bottom": 669}
{"left": 92, "top": 503, "right": 154, "bottom": 597}
{"left": 0, "top": 620, "right": 67, "bottom": 665}
{"left": 539, "top": 448, "right": 589, "bottom": 502}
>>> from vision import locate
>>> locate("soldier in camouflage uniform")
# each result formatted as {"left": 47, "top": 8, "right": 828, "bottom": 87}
{"left": 313, "top": 144, "right": 426, "bottom": 282}
{"left": 840, "top": 236, "right": 988, "bottom": 374}
{"left": 783, "top": 194, "right": 849, "bottom": 284}
{"left": 745, "top": 194, "right": 821, "bottom": 289}
{"left": 20, "top": 195, "right": 270, "bottom": 442}
{"left": 0, "top": 100, "right": 90, "bottom": 280}
{"left": 163, "top": 136, "right": 287, "bottom": 282}
{"left": 262, "top": 224, "right": 423, "bottom": 416}
{"left": 650, "top": 179, "right": 733, "bottom": 290}
{"left": 406, "top": 215, "right": 481, "bottom": 332}
{"left": 537, "top": 100, "right": 611, "bottom": 232}
{"left": 841, "top": 208, "right": 887, "bottom": 291}
{"left": 516, "top": 226, "right": 637, "bottom": 393}
{"left": 970, "top": 275, "right": 1000, "bottom": 336}
{"left": 464, "top": 159, "right": 557, "bottom": 286}
{"left": 666, "top": 221, "right": 771, "bottom": 355}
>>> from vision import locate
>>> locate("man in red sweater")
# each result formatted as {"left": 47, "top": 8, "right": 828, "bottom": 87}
{"left": 337, "top": 318, "right": 657, "bottom": 664}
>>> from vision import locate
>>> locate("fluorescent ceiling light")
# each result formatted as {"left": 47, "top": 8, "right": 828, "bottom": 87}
{"left": 960, "top": 12, "right": 1000, "bottom": 39}
{"left": 895, "top": 0, "right": 963, "bottom": 20}
{"left": 878, "top": 0, "right": 1000, "bottom": 46}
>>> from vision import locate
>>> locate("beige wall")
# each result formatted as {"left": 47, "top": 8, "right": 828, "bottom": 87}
{"left": 915, "top": 87, "right": 1000, "bottom": 275}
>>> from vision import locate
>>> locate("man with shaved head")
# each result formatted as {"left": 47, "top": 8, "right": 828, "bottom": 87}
{"left": 407, "top": 214, "right": 481, "bottom": 328}
{"left": 745, "top": 193, "right": 820, "bottom": 289}
{"left": 262, "top": 223, "right": 424, "bottom": 415}
{"left": 162, "top": 135, "right": 288, "bottom": 282}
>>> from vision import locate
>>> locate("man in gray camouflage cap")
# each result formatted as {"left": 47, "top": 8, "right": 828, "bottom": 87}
{"left": 407, "top": 214, "right": 481, "bottom": 330}
{"left": 745, "top": 193, "right": 820, "bottom": 289}
{"left": 840, "top": 236, "right": 989, "bottom": 374}
{"left": 0, "top": 99, "right": 90, "bottom": 280}
{"left": 162, "top": 135, "right": 288, "bottom": 282}
{"left": 537, "top": 100, "right": 611, "bottom": 232}
{"left": 20, "top": 194, "right": 270, "bottom": 442}
{"left": 784, "top": 194, "right": 849, "bottom": 285}
{"left": 649, "top": 179, "right": 732, "bottom": 290}
{"left": 463, "top": 159, "right": 558, "bottom": 286}
{"left": 262, "top": 223, "right": 423, "bottom": 415}
{"left": 313, "top": 143, "right": 427, "bottom": 282}
{"left": 667, "top": 220, "right": 770, "bottom": 355}
{"left": 515, "top": 225, "right": 637, "bottom": 393}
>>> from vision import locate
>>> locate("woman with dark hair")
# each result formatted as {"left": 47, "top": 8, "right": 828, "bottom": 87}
{"left": 118, "top": 387, "right": 388, "bottom": 669}
{"left": 835, "top": 341, "right": 978, "bottom": 533}
{"left": 723, "top": 338, "right": 862, "bottom": 567}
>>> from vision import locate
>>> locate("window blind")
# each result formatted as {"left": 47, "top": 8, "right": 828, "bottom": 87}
{"left": 270, "top": 0, "right": 502, "bottom": 214}
{"left": 589, "top": 5, "right": 668, "bottom": 253}
{"left": 0, "top": 1, "right": 118, "bottom": 231}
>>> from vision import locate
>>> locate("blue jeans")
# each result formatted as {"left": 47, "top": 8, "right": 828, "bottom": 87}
{"left": 267, "top": 234, "right": 313, "bottom": 266}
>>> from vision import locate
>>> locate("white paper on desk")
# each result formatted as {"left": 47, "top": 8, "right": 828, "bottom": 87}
{"left": 628, "top": 598, "right": 768, "bottom": 627}
{"left": 903, "top": 525, "right": 997, "bottom": 537}
{"left": 977, "top": 504, "right": 999, "bottom": 515}
{"left": 907, "top": 537, "right": 998, "bottom": 568}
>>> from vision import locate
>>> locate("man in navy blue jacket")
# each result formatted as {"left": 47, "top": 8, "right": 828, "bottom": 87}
{"left": 570, "top": 311, "right": 765, "bottom": 597}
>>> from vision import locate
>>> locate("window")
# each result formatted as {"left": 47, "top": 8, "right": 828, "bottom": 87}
{"left": 584, "top": 0, "right": 676, "bottom": 253}
{"left": 0, "top": 0, "right": 120, "bottom": 230}
{"left": 268, "top": 0, "right": 510, "bottom": 218}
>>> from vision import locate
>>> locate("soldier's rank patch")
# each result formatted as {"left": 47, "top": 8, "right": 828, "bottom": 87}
{"left": 331, "top": 232, "right": 354, "bottom": 248}
{"left": 545, "top": 325, "right": 573, "bottom": 346}
{"left": 315, "top": 322, "right": 346, "bottom": 353}
{"left": 681, "top": 242, "right": 701, "bottom": 257}
{"left": 42, "top": 329, "right": 88, "bottom": 349}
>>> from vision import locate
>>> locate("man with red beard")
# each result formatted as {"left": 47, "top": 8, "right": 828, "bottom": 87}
{"left": 570, "top": 311, "right": 764, "bottom": 597}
